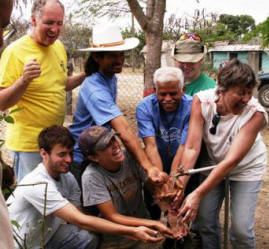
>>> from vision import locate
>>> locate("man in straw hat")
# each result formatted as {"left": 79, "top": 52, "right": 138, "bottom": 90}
{"left": 69, "top": 23, "right": 167, "bottom": 186}
{"left": 171, "top": 33, "right": 216, "bottom": 96}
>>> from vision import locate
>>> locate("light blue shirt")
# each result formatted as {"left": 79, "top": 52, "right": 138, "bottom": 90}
{"left": 136, "top": 94, "right": 192, "bottom": 172}
{"left": 70, "top": 72, "right": 122, "bottom": 163}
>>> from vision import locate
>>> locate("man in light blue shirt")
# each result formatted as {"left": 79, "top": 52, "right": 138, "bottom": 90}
{"left": 136, "top": 67, "right": 192, "bottom": 174}
{"left": 69, "top": 24, "right": 167, "bottom": 186}
{"left": 136, "top": 67, "right": 192, "bottom": 249}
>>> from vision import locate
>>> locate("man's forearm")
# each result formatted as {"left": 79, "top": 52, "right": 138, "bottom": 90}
{"left": 66, "top": 72, "right": 85, "bottom": 91}
{"left": 0, "top": 77, "right": 30, "bottom": 111}
{"left": 123, "top": 134, "right": 153, "bottom": 172}
{"left": 144, "top": 139, "right": 163, "bottom": 171}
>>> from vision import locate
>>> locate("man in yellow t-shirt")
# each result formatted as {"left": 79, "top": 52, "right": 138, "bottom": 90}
{"left": 0, "top": 1, "right": 16, "bottom": 249}
{"left": 0, "top": 0, "right": 85, "bottom": 182}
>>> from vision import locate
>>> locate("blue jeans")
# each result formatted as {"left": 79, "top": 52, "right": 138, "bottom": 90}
{"left": 46, "top": 224, "right": 99, "bottom": 249}
{"left": 198, "top": 177, "right": 261, "bottom": 249}
{"left": 11, "top": 151, "right": 41, "bottom": 182}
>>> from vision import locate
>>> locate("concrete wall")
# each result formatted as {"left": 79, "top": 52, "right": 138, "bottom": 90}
{"left": 212, "top": 52, "right": 228, "bottom": 68}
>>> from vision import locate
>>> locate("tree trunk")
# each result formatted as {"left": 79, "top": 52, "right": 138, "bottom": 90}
{"left": 144, "top": 31, "right": 162, "bottom": 95}
{"left": 126, "top": 0, "right": 166, "bottom": 96}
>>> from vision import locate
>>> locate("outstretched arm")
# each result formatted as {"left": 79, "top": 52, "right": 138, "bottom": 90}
{"left": 170, "top": 97, "right": 204, "bottom": 205}
{"left": 110, "top": 116, "right": 168, "bottom": 184}
{"left": 96, "top": 200, "right": 172, "bottom": 238}
{"left": 53, "top": 203, "right": 164, "bottom": 243}
{"left": 180, "top": 111, "right": 265, "bottom": 222}
{"left": 176, "top": 97, "right": 204, "bottom": 188}
{"left": 143, "top": 137, "right": 163, "bottom": 171}
{"left": 66, "top": 72, "right": 86, "bottom": 91}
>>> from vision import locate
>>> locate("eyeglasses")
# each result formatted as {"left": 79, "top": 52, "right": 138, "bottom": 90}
{"left": 3, "top": 23, "right": 17, "bottom": 42}
{"left": 179, "top": 33, "right": 201, "bottom": 42}
{"left": 209, "top": 114, "right": 221, "bottom": 135}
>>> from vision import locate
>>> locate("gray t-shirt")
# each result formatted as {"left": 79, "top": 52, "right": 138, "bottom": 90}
{"left": 7, "top": 163, "right": 81, "bottom": 249}
{"left": 82, "top": 150, "right": 148, "bottom": 242}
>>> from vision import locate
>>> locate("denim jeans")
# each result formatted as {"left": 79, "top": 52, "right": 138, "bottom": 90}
{"left": 46, "top": 224, "right": 99, "bottom": 249}
{"left": 198, "top": 177, "right": 261, "bottom": 249}
{"left": 11, "top": 151, "right": 41, "bottom": 182}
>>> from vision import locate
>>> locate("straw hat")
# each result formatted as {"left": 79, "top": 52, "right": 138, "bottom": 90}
{"left": 79, "top": 24, "right": 139, "bottom": 52}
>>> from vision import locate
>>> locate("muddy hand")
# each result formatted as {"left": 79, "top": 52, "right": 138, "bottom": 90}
{"left": 133, "top": 226, "right": 164, "bottom": 243}
{"left": 178, "top": 191, "right": 201, "bottom": 223}
{"left": 152, "top": 220, "right": 173, "bottom": 238}
{"left": 147, "top": 167, "right": 168, "bottom": 185}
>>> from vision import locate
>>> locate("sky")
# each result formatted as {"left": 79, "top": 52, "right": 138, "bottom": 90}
{"left": 17, "top": 0, "right": 269, "bottom": 27}
{"left": 85, "top": 0, "right": 269, "bottom": 30}
{"left": 166, "top": 0, "right": 269, "bottom": 25}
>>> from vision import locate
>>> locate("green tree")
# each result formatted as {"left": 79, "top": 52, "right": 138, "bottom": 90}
{"left": 243, "top": 17, "right": 269, "bottom": 47}
{"left": 219, "top": 14, "right": 255, "bottom": 35}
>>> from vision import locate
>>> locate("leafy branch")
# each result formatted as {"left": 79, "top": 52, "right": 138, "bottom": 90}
{"left": 9, "top": 182, "right": 49, "bottom": 249}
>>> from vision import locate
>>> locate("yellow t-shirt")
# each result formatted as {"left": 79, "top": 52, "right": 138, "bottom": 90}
{"left": 0, "top": 35, "right": 67, "bottom": 151}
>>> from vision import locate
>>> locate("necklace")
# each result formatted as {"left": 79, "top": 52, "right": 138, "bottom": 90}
{"left": 160, "top": 105, "right": 179, "bottom": 157}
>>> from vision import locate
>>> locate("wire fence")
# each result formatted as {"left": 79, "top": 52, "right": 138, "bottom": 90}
{"left": 71, "top": 71, "right": 144, "bottom": 134}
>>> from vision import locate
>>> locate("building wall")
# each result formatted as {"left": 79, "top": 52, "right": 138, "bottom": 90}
{"left": 237, "top": 52, "right": 248, "bottom": 63}
{"left": 248, "top": 52, "right": 260, "bottom": 73}
{"left": 212, "top": 52, "right": 228, "bottom": 68}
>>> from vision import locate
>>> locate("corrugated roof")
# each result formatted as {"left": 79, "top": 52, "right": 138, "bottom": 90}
{"left": 209, "top": 44, "right": 269, "bottom": 52}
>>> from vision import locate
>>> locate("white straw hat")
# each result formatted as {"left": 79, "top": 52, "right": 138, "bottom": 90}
{"left": 79, "top": 24, "right": 139, "bottom": 52}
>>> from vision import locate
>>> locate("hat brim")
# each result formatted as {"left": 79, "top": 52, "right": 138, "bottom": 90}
{"left": 173, "top": 53, "right": 204, "bottom": 63}
{"left": 78, "top": 37, "right": 139, "bottom": 52}
{"left": 95, "top": 131, "right": 120, "bottom": 151}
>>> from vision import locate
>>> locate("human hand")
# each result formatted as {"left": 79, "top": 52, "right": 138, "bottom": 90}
{"left": 152, "top": 220, "right": 173, "bottom": 238}
{"left": 147, "top": 167, "right": 168, "bottom": 185}
{"left": 167, "top": 209, "right": 189, "bottom": 239}
{"left": 171, "top": 178, "right": 185, "bottom": 208}
{"left": 131, "top": 226, "right": 164, "bottom": 243}
{"left": 178, "top": 191, "right": 202, "bottom": 223}
{"left": 21, "top": 59, "right": 41, "bottom": 84}
{"left": 154, "top": 177, "right": 183, "bottom": 204}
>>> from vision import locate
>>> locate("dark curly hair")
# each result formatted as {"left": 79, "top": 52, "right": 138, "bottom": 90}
{"left": 84, "top": 52, "right": 105, "bottom": 76}
{"left": 217, "top": 58, "right": 258, "bottom": 93}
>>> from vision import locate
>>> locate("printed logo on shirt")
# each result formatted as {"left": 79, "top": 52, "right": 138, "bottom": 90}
{"left": 159, "top": 127, "right": 182, "bottom": 143}
{"left": 60, "top": 60, "right": 66, "bottom": 72}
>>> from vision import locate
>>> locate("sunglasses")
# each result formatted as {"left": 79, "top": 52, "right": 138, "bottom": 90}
{"left": 179, "top": 33, "right": 201, "bottom": 42}
{"left": 3, "top": 23, "right": 17, "bottom": 42}
{"left": 209, "top": 114, "right": 221, "bottom": 135}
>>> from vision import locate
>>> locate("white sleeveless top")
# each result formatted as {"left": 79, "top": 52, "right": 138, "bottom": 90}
{"left": 197, "top": 88, "right": 268, "bottom": 181}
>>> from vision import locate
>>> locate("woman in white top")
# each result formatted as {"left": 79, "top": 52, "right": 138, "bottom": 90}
{"left": 176, "top": 58, "right": 268, "bottom": 249}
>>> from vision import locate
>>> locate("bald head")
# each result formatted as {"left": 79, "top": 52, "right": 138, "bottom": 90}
{"left": 0, "top": 0, "right": 14, "bottom": 47}
{"left": 32, "top": 0, "right": 64, "bottom": 18}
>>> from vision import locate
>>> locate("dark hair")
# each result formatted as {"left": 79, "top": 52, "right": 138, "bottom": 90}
{"left": 84, "top": 52, "right": 105, "bottom": 76}
{"left": 217, "top": 58, "right": 257, "bottom": 92}
{"left": 38, "top": 125, "right": 75, "bottom": 154}
{"left": 32, "top": 0, "right": 65, "bottom": 17}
